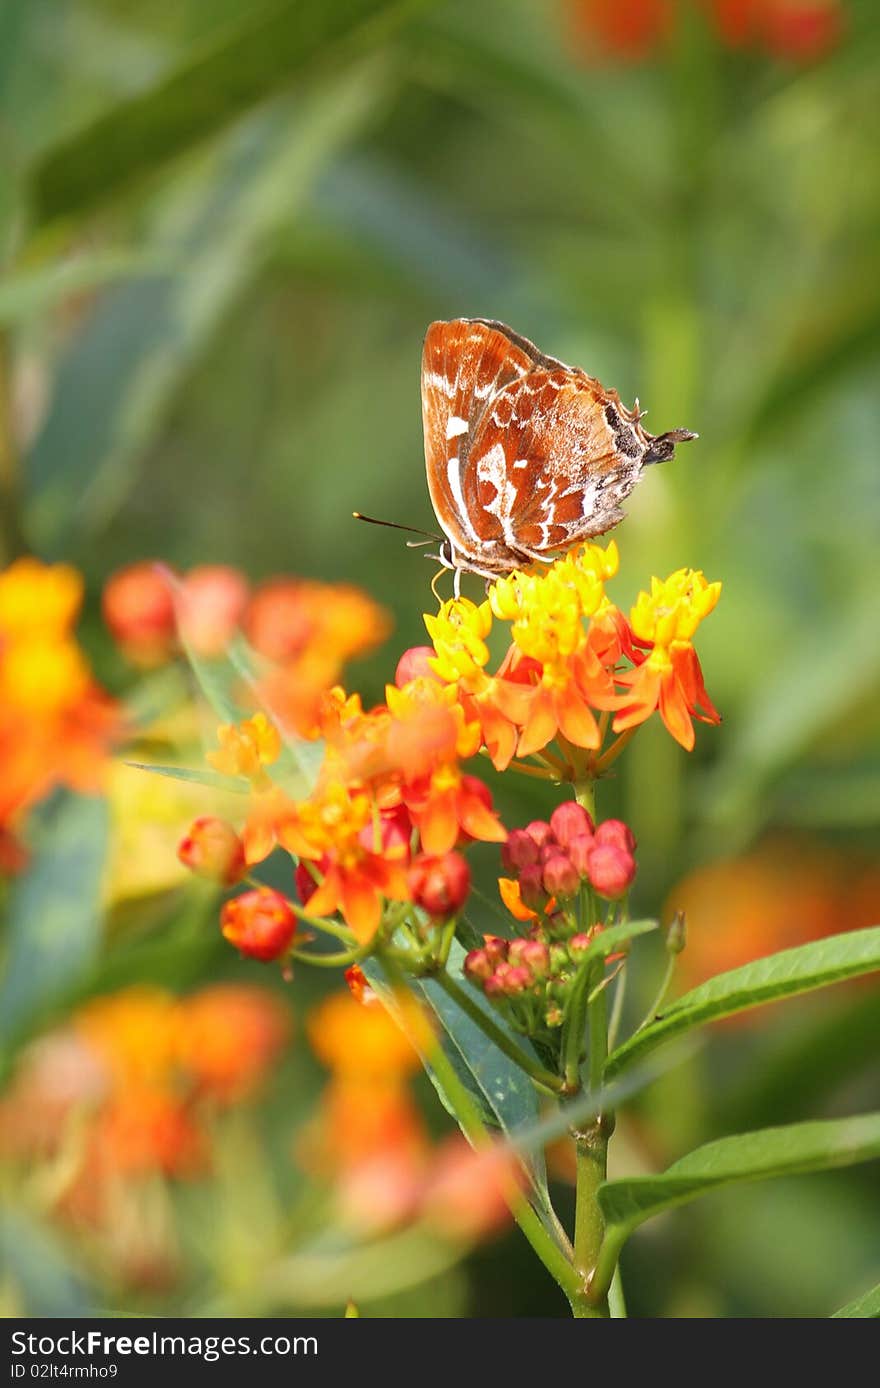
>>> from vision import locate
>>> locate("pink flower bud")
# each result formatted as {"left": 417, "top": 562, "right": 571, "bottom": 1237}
{"left": 568, "top": 832, "right": 596, "bottom": 878}
{"left": 409, "top": 852, "right": 471, "bottom": 918}
{"left": 357, "top": 804, "right": 412, "bottom": 861}
{"left": 524, "top": 820, "right": 554, "bottom": 851}
{"left": 508, "top": 938, "right": 550, "bottom": 980}
{"left": 464, "top": 949, "right": 493, "bottom": 983}
{"left": 549, "top": 800, "right": 594, "bottom": 848}
{"left": 587, "top": 843, "right": 636, "bottom": 899}
{"left": 482, "top": 935, "right": 509, "bottom": 966}
{"left": 569, "top": 927, "right": 602, "bottom": 960}
{"left": 594, "top": 819, "right": 637, "bottom": 854}
{"left": 491, "top": 963, "right": 531, "bottom": 997}
{"left": 501, "top": 828, "right": 540, "bottom": 872}
{"left": 542, "top": 852, "right": 580, "bottom": 900}
{"left": 395, "top": 645, "right": 439, "bottom": 687}
{"left": 518, "top": 864, "right": 548, "bottom": 912}
{"left": 177, "top": 817, "right": 246, "bottom": 886}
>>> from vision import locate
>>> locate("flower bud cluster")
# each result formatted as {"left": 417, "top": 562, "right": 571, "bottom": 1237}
{"left": 464, "top": 801, "right": 638, "bottom": 1031}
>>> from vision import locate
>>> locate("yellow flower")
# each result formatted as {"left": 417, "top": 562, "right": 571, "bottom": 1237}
{"left": 0, "top": 558, "right": 84, "bottom": 639}
{"left": 0, "top": 635, "right": 90, "bottom": 715}
{"left": 424, "top": 597, "right": 493, "bottom": 686}
{"left": 489, "top": 541, "right": 617, "bottom": 674}
{"left": 630, "top": 569, "right": 721, "bottom": 651}
{"left": 207, "top": 712, "right": 280, "bottom": 782}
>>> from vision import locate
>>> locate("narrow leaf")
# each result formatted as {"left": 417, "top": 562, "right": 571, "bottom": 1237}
{"left": 0, "top": 793, "right": 108, "bottom": 1043}
{"left": 29, "top": 0, "right": 427, "bottom": 224}
{"left": 831, "top": 1283, "right": 880, "bottom": 1318}
{"left": 606, "top": 927, "right": 880, "bottom": 1078}
{"left": 124, "top": 761, "right": 250, "bottom": 793}
{"left": 599, "top": 1113, "right": 880, "bottom": 1257}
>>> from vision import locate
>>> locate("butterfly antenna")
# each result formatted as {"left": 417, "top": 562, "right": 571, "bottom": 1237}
{"left": 353, "top": 512, "right": 442, "bottom": 543}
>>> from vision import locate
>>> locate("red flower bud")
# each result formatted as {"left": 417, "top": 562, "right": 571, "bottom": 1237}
{"left": 177, "top": 565, "right": 249, "bottom": 657}
{"left": 103, "top": 561, "right": 176, "bottom": 666}
{"left": 524, "top": 820, "right": 554, "bottom": 851}
{"left": 394, "top": 646, "right": 439, "bottom": 687}
{"left": 568, "top": 832, "right": 596, "bottom": 878}
{"left": 178, "top": 817, "right": 246, "bottom": 886}
{"left": 518, "top": 864, "right": 548, "bottom": 912}
{"left": 221, "top": 888, "right": 297, "bottom": 962}
{"left": 542, "top": 852, "right": 580, "bottom": 900}
{"left": 508, "top": 938, "right": 550, "bottom": 980}
{"left": 464, "top": 949, "right": 493, "bottom": 984}
{"left": 501, "top": 828, "right": 540, "bottom": 872}
{"left": 587, "top": 844, "right": 636, "bottom": 899}
{"left": 489, "top": 963, "right": 531, "bottom": 997}
{"left": 358, "top": 804, "right": 412, "bottom": 861}
{"left": 409, "top": 852, "right": 471, "bottom": 918}
{"left": 549, "top": 800, "right": 594, "bottom": 848}
{"left": 344, "top": 964, "right": 377, "bottom": 1005}
{"left": 594, "top": 819, "right": 637, "bottom": 853}
{"left": 482, "top": 935, "right": 509, "bottom": 966}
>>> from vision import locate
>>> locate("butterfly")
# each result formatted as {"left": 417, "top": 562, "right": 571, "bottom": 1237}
{"left": 421, "top": 318, "right": 696, "bottom": 593}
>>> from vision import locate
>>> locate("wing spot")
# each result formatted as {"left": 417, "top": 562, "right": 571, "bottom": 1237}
{"left": 446, "top": 415, "right": 468, "bottom": 440}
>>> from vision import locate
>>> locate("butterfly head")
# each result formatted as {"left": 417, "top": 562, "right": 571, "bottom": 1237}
{"left": 642, "top": 428, "right": 698, "bottom": 466}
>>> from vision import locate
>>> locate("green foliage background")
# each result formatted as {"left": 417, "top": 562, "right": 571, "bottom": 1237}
{"left": 1, "top": 0, "right": 878, "bottom": 1318}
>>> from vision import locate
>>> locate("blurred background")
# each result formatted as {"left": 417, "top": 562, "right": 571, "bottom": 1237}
{"left": 1, "top": 0, "right": 878, "bottom": 1318}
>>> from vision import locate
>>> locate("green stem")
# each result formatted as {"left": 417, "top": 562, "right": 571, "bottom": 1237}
{"left": 633, "top": 949, "right": 677, "bottom": 1035}
{"left": 573, "top": 778, "right": 596, "bottom": 821}
{"left": 0, "top": 333, "right": 26, "bottom": 562}
{"left": 606, "top": 960, "right": 628, "bottom": 1052}
{"left": 593, "top": 727, "right": 638, "bottom": 777}
{"left": 288, "top": 943, "right": 369, "bottom": 969}
{"left": 433, "top": 970, "right": 565, "bottom": 1095}
{"left": 384, "top": 965, "right": 580, "bottom": 1304}
{"left": 570, "top": 961, "right": 613, "bottom": 1318}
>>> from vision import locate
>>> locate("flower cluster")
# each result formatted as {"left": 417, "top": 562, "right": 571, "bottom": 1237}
{"left": 0, "top": 983, "right": 290, "bottom": 1188}
{"left": 301, "top": 977, "right": 515, "bottom": 1238}
{"left": 567, "top": 0, "right": 843, "bottom": 63}
{"left": 0, "top": 557, "right": 119, "bottom": 869}
{"left": 465, "top": 801, "right": 636, "bottom": 1033}
{"left": 426, "top": 541, "right": 720, "bottom": 769}
{"left": 104, "top": 561, "right": 390, "bottom": 735}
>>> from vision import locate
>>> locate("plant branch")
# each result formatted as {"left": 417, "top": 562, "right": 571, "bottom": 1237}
{"left": 432, "top": 969, "right": 565, "bottom": 1095}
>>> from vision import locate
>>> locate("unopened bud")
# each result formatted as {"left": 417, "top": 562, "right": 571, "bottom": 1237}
{"left": 409, "top": 852, "right": 471, "bottom": 918}
{"left": 519, "top": 864, "right": 548, "bottom": 912}
{"left": 464, "top": 948, "right": 493, "bottom": 984}
{"left": 482, "top": 935, "right": 510, "bottom": 966}
{"left": 594, "top": 819, "right": 637, "bottom": 854}
{"left": 549, "top": 942, "right": 571, "bottom": 974}
{"left": 568, "top": 832, "right": 595, "bottom": 878}
{"left": 103, "top": 561, "right": 176, "bottom": 666}
{"left": 508, "top": 938, "right": 550, "bottom": 979}
{"left": 220, "top": 887, "right": 297, "bottom": 962}
{"left": 177, "top": 565, "right": 249, "bottom": 657}
{"left": 501, "top": 828, "right": 540, "bottom": 872}
{"left": 549, "top": 801, "right": 594, "bottom": 848}
{"left": 524, "top": 820, "right": 554, "bottom": 850}
{"left": 491, "top": 963, "right": 532, "bottom": 996}
{"left": 569, "top": 927, "right": 602, "bottom": 961}
{"left": 545, "top": 1003, "right": 564, "bottom": 1027}
{"left": 178, "top": 817, "right": 246, "bottom": 886}
{"left": 666, "top": 910, "right": 687, "bottom": 954}
{"left": 587, "top": 843, "right": 636, "bottom": 899}
{"left": 394, "top": 646, "right": 439, "bottom": 687}
{"left": 542, "top": 852, "right": 580, "bottom": 900}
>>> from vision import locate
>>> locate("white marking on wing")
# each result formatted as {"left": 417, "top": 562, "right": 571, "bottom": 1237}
{"left": 446, "top": 415, "right": 468, "bottom": 440}
{"left": 446, "top": 455, "right": 478, "bottom": 543}
{"left": 513, "top": 458, "right": 529, "bottom": 470}
{"left": 425, "top": 370, "right": 456, "bottom": 398}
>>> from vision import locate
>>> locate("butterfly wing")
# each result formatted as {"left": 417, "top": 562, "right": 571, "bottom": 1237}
{"left": 464, "top": 369, "right": 641, "bottom": 555}
{"left": 421, "top": 320, "right": 545, "bottom": 559}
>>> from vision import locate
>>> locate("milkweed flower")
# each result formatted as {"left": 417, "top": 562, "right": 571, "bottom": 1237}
{"left": 221, "top": 887, "right": 298, "bottom": 962}
{"left": 612, "top": 568, "right": 722, "bottom": 750}
{"left": 207, "top": 712, "right": 281, "bottom": 784}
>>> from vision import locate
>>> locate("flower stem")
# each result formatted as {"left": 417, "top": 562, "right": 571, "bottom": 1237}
{"left": 593, "top": 727, "right": 638, "bottom": 776}
{"left": 433, "top": 970, "right": 565, "bottom": 1095}
{"left": 570, "top": 961, "right": 613, "bottom": 1318}
{"left": 573, "top": 778, "right": 596, "bottom": 821}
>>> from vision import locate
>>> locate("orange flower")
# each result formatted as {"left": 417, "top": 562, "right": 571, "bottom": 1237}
{"left": 279, "top": 781, "right": 410, "bottom": 941}
{"left": 178, "top": 985, "right": 290, "bottom": 1103}
{"left": 307, "top": 988, "right": 431, "bottom": 1079}
{"left": 612, "top": 569, "right": 721, "bottom": 750}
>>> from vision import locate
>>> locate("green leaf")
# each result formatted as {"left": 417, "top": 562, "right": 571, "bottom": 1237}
{"left": 831, "top": 1283, "right": 880, "bottom": 1318}
{"left": 0, "top": 793, "right": 108, "bottom": 1045}
{"left": 28, "top": 0, "right": 428, "bottom": 225}
{"left": 0, "top": 252, "right": 169, "bottom": 324}
{"left": 606, "top": 927, "right": 880, "bottom": 1078}
{"left": 25, "top": 68, "right": 389, "bottom": 553}
{"left": 124, "top": 761, "right": 250, "bottom": 793}
{"left": 598, "top": 1113, "right": 880, "bottom": 1268}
